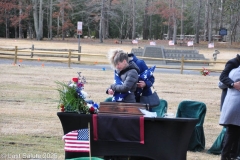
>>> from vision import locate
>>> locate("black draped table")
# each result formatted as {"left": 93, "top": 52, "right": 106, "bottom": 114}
{"left": 57, "top": 112, "right": 198, "bottom": 160}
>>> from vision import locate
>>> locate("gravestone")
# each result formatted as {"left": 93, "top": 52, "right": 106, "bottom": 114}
{"left": 131, "top": 48, "right": 144, "bottom": 56}
{"left": 131, "top": 45, "right": 208, "bottom": 66}
{"left": 142, "top": 45, "right": 166, "bottom": 65}
{"left": 163, "top": 48, "right": 208, "bottom": 65}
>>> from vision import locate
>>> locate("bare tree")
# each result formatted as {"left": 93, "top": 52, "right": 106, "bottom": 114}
{"left": 48, "top": 0, "right": 53, "bottom": 40}
{"left": 195, "top": 0, "right": 202, "bottom": 43}
{"left": 203, "top": 0, "right": 209, "bottom": 41}
{"left": 131, "top": 0, "right": 136, "bottom": 39}
{"left": 32, "top": 0, "right": 43, "bottom": 40}
{"left": 99, "top": 0, "right": 104, "bottom": 43}
{"left": 172, "top": 0, "right": 177, "bottom": 44}
{"left": 208, "top": 1, "right": 212, "bottom": 43}
{"left": 143, "top": 0, "right": 149, "bottom": 40}
{"left": 19, "top": 0, "right": 23, "bottom": 39}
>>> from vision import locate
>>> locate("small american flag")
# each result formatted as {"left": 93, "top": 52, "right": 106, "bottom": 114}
{"left": 63, "top": 129, "right": 90, "bottom": 152}
{"left": 168, "top": 40, "right": 174, "bottom": 46}
{"left": 187, "top": 41, "right": 194, "bottom": 46}
{"left": 150, "top": 41, "right": 156, "bottom": 45}
{"left": 132, "top": 40, "right": 138, "bottom": 44}
{"left": 208, "top": 42, "right": 214, "bottom": 48}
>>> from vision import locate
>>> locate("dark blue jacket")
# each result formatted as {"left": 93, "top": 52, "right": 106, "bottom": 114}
{"left": 128, "top": 53, "right": 155, "bottom": 102}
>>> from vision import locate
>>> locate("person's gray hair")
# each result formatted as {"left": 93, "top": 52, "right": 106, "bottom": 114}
{"left": 107, "top": 49, "right": 128, "bottom": 69}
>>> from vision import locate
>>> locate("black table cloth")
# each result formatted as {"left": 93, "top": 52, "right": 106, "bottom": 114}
{"left": 57, "top": 112, "right": 198, "bottom": 160}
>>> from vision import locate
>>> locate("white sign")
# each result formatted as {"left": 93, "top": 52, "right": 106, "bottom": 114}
{"left": 168, "top": 40, "right": 174, "bottom": 46}
{"left": 187, "top": 41, "right": 193, "bottom": 46}
{"left": 150, "top": 41, "right": 156, "bottom": 45}
{"left": 132, "top": 40, "right": 138, "bottom": 44}
{"left": 208, "top": 43, "right": 214, "bottom": 48}
{"left": 77, "top": 22, "right": 82, "bottom": 30}
{"left": 77, "top": 21, "right": 82, "bottom": 35}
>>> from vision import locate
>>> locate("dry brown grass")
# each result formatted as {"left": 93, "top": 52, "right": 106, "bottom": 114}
{"left": 0, "top": 38, "right": 239, "bottom": 160}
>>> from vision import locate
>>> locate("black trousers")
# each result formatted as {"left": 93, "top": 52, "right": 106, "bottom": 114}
{"left": 221, "top": 125, "right": 240, "bottom": 159}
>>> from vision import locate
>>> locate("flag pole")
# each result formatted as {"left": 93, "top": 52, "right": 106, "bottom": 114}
{"left": 88, "top": 122, "right": 92, "bottom": 160}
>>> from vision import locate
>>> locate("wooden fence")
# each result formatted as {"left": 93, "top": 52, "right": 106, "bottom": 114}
{"left": 0, "top": 46, "right": 227, "bottom": 74}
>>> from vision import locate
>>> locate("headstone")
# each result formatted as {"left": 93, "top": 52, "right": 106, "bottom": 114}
{"left": 131, "top": 48, "right": 144, "bottom": 56}
{"left": 142, "top": 45, "right": 166, "bottom": 65}
{"left": 131, "top": 46, "right": 208, "bottom": 66}
{"left": 163, "top": 48, "right": 208, "bottom": 65}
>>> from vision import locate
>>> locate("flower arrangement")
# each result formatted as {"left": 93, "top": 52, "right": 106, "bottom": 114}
{"left": 200, "top": 67, "right": 210, "bottom": 76}
{"left": 56, "top": 72, "right": 99, "bottom": 114}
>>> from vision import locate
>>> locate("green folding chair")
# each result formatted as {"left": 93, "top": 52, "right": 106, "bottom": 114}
{"left": 151, "top": 99, "right": 168, "bottom": 117}
{"left": 104, "top": 97, "right": 112, "bottom": 102}
{"left": 176, "top": 100, "right": 206, "bottom": 152}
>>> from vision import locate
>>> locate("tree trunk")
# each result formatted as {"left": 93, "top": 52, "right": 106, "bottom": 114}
{"left": 149, "top": 11, "right": 152, "bottom": 39}
{"left": 218, "top": 0, "right": 224, "bottom": 41}
{"left": 39, "top": 0, "right": 43, "bottom": 40}
{"left": 180, "top": 0, "right": 184, "bottom": 38}
{"left": 19, "top": 0, "right": 22, "bottom": 39}
{"left": 131, "top": 0, "right": 136, "bottom": 39}
{"left": 172, "top": 0, "right": 177, "bottom": 44}
{"left": 105, "top": 0, "right": 111, "bottom": 39}
{"left": 208, "top": 2, "right": 212, "bottom": 43}
{"left": 203, "top": 0, "right": 209, "bottom": 41}
{"left": 61, "top": 0, "right": 65, "bottom": 40}
{"left": 32, "top": 0, "right": 40, "bottom": 40}
{"left": 49, "top": 0, "right": 53, "bottom": 40}
{"left": 143, "top": 0, "right": 149, "bottom": 40}
{"left": 57, "top": 15, "right": 59, "bottom": 37}
{"left": 99, "top": 0, "right": 104, "bottom": 43}
{"left": 195, "top": 0, "right": 202, "bottom": 44}
{"left": 5, "top": 9, "right": 9, "bottom": 38}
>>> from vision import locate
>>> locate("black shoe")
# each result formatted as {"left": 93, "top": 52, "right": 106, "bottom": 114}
{"left": 221, "top": 157, "right": 231, "bottom": 160}
{"left": 233, "top": 157, "right": 240, "bottom": 160}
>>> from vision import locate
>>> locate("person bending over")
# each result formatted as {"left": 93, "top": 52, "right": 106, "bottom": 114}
{"left": 106, "top": 49, "right": 139, "bottom": 103}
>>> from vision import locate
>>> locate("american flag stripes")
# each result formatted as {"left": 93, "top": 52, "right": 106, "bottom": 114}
{"left": 208, "top": 42, "right": 214, "bottom": 48}
{"left": 187, "top": 41, "right": 194, "bottom": 46}
{"left": 168, "top": 40, "right": 174, "bottom": 46}
{"left": 62, "top": 129, "right": 90, "bottom": 152}
{"left": 132, "top": 40, "right": 138, "bottom": 44}
{"left": 150, "top": 41, "right": 156, "bottom": 45}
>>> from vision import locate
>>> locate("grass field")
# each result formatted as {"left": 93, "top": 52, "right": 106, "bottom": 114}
{"left": 0, "top": 38, "right": 239, "bottom": 160}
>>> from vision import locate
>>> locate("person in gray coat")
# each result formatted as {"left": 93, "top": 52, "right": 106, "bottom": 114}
{"left": 219, "top": 66, "right": 240, "bottom": 160}
{"left": 106, "top": 49, "right": 139, "bottom": 103}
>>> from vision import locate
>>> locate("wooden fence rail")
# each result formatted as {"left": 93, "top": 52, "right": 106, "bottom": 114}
{"left": 0, "top": 46, "right": 227, "bottom": 74}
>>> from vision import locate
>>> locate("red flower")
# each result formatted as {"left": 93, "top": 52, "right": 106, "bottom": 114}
{"left": 72, "top": 78, "right": 78, "bottom": 83}
{"left": 89, "top": 106, "right": 95, "bottom": 114}
{"left": 200, "top": 67, "right": 210, "bottom": 76}
{"left": 77, "top": 83, "right": 84, "bottom": 88}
